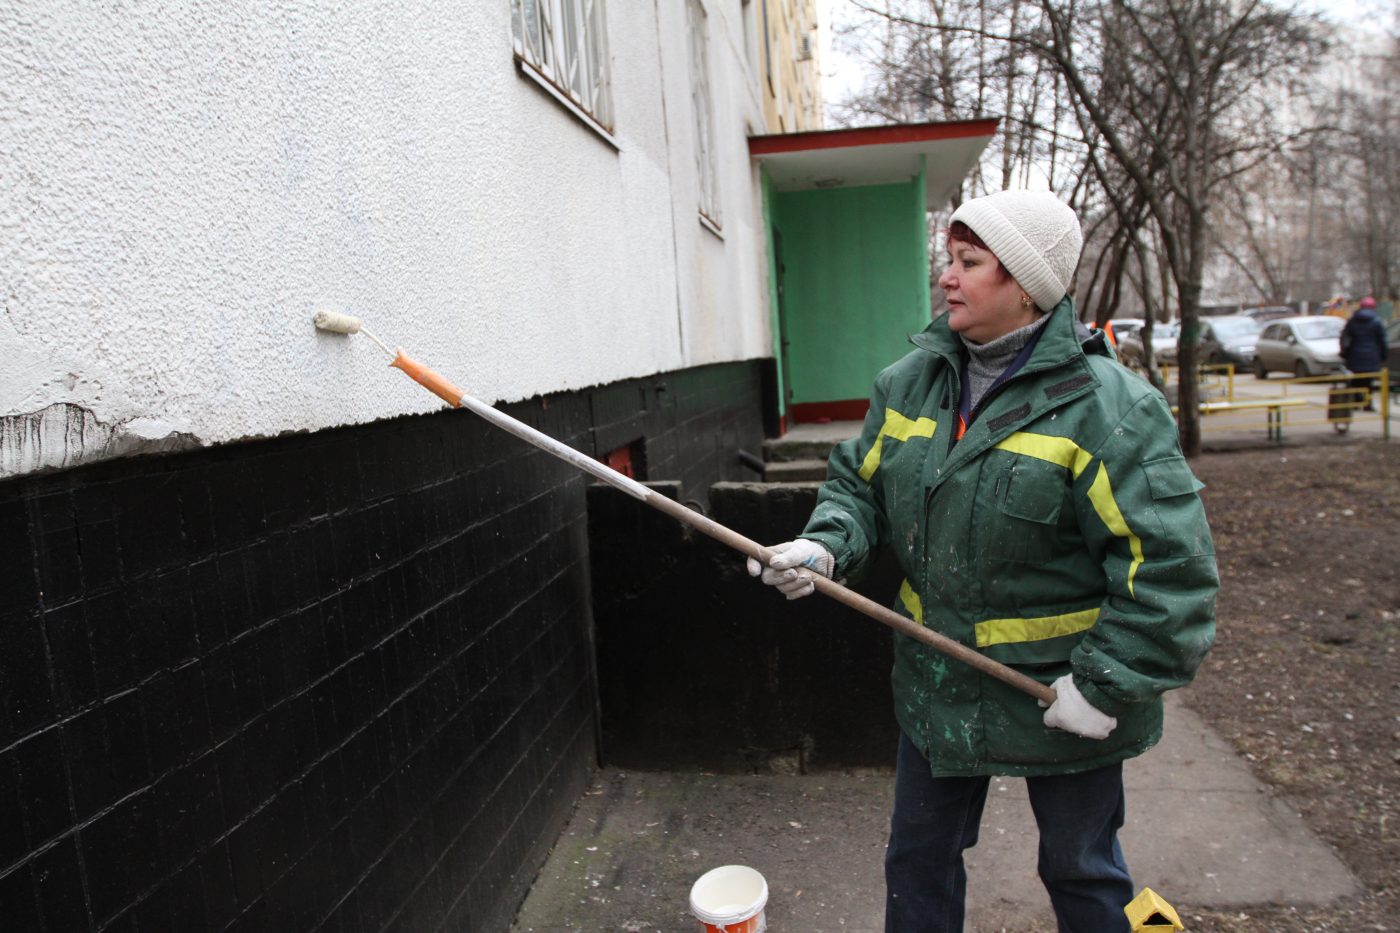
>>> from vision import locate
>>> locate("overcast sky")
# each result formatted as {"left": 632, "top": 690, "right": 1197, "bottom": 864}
{"left": 816, "top": 0, "right": 1395, "bottom": 119}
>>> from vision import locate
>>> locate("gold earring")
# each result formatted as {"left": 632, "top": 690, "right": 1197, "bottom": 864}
{"left": 1021, "top": 295, "right": 1033, "bottom": 310}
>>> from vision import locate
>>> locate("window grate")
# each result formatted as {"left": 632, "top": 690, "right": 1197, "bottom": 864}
{"left": 687, "top": 0, "right": 721, "bottom": 229}
{"left": 512, "top": 0, "right": 614, "bottom": 131}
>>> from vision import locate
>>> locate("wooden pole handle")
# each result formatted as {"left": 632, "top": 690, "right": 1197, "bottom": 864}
{"left": 643, "top": 493, "right": 1057, "bottom": 705}
{"left": 383, "top": 351, "right": 1057, "bottom": 706}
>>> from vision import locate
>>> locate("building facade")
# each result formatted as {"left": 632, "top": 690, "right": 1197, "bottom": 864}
{"left": 0, "top": 3, "right": 994, "bottom": 930}
{"left": 752, "top": 0, "right": 824, "bottom": 133}
{"left": 1, "top": 3, "right": 774, "bottom": 931}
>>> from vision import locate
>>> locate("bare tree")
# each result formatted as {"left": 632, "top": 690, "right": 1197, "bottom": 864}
{"left": 1334, "top": 27, "right": 1400, "bottom": 298}
{"left": 834, "top": 0, "right": 1078, "bottom": 202}
{"left": 1211, "top": 147, "right": 1331, "bottom": 306}
{"left": 1027, "top": 0, "right": 1327, "bottom": 455}
{"left": 1208, "top": 20, "right": 1398, "bottom": 310}
{"left": 833, "top": 0, "right": 1327, "bottom": 455}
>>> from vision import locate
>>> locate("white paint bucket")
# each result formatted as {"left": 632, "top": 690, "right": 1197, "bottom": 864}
{"left": 688, "top": 864, "right": 768, "bottom": 933}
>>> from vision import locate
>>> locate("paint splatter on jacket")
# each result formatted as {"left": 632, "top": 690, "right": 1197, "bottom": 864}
{"left": 799, "top": 299, "right": 1218, "bottom": 777}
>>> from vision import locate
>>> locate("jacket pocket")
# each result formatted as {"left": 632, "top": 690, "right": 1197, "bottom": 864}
{"left": 984, "top": 687, "right": 1155, "bottom": 765}
{"left": 1139, "top": 455, "right": 1214, "bottom": 557}
{"left": 1142, "top": 455, "right": 1205, "bottom": 498}
{"left": 983, "top": 459, "right": 1067, "bottom": 564}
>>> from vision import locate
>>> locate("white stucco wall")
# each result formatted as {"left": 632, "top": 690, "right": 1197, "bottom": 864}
{"left": 0, "top": 1, "right": 771, "bottom": 478}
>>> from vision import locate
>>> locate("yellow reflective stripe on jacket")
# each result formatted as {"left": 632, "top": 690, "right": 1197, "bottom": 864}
{"left": 905, "top": 578, "right": 1098, "bottom": 647}
{"left": 994, "top": 431, "right": 1094, "bottom": 479}
{"left": 975, "top": 607, "right": 1100, "bottom": 648}
{"left": 1087, "top": 463, "right": 1144, "bottom": 597}
{"left": 995, "top": 431, "right": 1143, "bottom": 598}
{"left": 859, "top": 409, "right": 938, "bottom": 481}
{"left": 898, "top": 578, "right": 923, "bottom": 624}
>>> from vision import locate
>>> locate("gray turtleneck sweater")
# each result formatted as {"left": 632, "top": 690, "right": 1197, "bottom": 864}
{"left": 958, "top": 312, "right": 1052, "bottom": 411}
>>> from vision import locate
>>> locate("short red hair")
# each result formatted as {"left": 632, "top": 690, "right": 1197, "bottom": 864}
{"left": 946, "top": 221, "right": 1013, "bottom": 282}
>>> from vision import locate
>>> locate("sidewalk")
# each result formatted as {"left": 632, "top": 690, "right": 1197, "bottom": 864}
{"left": 773, "top": 381, "right": 1397, "bottom": 457}
{"left": 512, "top": 694, "right": 1361, "bottom": 932}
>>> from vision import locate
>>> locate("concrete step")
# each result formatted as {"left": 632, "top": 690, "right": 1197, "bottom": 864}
{"left": 763, "top": 420, "right": 862, "bottom": 463}
{"left": 762, "top": 437, "right": 837, "bottom": 463}
{"left": 763, "top": 459, "right": 828, "bottom": 482}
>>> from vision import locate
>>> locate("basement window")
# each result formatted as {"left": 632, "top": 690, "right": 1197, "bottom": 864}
{"left": 601, "top": 440, "right": 646, "bottom": 480}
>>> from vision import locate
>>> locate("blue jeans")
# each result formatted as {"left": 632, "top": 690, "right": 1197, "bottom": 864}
{"left": 885, "top": 733, "right": 1133, "bottom": 933}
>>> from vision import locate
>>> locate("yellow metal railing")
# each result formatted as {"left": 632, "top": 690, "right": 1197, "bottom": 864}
{"left": 1166, "top": 366, "right": 1391, "bottom": 442}
{"left": 1273, "top": 369, "right": 1391, "bottom": 439}
{"left": 1153, "top": 363, "right": 1236, "bottom": 400}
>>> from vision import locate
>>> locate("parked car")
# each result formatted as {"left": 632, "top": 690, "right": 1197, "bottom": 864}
{"left": 1198, "top": 315, "right": 1262, "bottom": 367}
{"left": 1252, "top": 316, "right": 1345, "bottom": 378}
{"left": 1243, "top": 306, "right": 1296, "bottom": 323}
{"left": 1109, "top": 317, "right": 1145, "bottom": 342}
{"left": 1117, "top": 320, "right": 1179, "bottom": 366}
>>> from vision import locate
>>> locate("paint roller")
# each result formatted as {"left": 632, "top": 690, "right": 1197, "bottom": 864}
{"left": 312, "top": 310, "right": 1057, "bottom": 705}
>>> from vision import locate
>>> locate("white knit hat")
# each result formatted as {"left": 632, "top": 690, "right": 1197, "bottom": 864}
{"left": 949, "top": 190, "right": 1083, "bottom": 311}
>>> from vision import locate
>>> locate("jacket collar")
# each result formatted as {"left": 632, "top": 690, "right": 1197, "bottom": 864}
{"left": 909, "top": 296, "right": 1105, "bottom": 371}
{"left": 910, "top": 298, "right": 1110, "bottom": 489}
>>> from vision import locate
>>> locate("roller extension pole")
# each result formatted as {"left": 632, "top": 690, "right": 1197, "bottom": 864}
{"left": 313, "top": 312, "right": 1056, "bottom": 705}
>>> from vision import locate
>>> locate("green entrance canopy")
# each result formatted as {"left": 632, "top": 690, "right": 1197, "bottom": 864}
{"left": 750, "top": 120, "right": 998, "bottom": 425}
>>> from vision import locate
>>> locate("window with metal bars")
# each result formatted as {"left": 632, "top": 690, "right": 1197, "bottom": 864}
{"left": 511, "top": 0, "right": 615, "bottom": 134}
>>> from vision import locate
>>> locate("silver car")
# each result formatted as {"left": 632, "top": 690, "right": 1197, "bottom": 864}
{"left": 1199, "top": 315, "right": 1262, "bottom": 367}
{"left": 1117, "top": 320, "right": 1179, "bottom": 366}
{"left": 1252, "top": 316, "right": 1345, "bottom": 378}
{"left": 1109, "top": 317, "right": 1145, "bottom": 342}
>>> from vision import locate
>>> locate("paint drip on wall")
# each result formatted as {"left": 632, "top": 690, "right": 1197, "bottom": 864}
{"left": 0, "top": 403, "right": 198, "bottom": 479}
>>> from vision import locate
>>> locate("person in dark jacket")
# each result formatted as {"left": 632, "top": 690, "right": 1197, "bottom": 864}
{"left": 747, "top": 189, "right": 1217, "bottom": 933}
{"left": 1342, "top": 296, "right": 1389, "bottom": 410}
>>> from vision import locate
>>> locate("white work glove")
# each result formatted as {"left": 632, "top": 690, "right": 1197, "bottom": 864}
{"left": 746, "top": 539, "right": 835, "bottom": 600}
{"left": 1041, "top": 674, "right": 1118, "bottom": 740}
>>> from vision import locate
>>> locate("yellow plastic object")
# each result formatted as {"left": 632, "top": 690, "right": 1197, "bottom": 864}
{"left": 1124, "top": 887, "right": 1184, "bottom": 931}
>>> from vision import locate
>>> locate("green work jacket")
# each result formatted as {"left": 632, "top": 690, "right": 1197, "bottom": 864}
{"left": 800, "top": 299, "right": 1218, "bottom": 777}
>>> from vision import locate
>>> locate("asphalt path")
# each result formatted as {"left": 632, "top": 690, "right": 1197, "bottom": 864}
{"left": 511, "top": 696, "right": 1361, "bottom": 932}
{"left": 511, "top": 371, "right": 1390, "bottom": 931}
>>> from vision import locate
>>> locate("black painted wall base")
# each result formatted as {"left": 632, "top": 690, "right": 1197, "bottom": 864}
{"left": 0, "top": 360, "right": 766, "bottom": 933}
{"left": 589, "top": 482, "right": 902, "bottom": 773}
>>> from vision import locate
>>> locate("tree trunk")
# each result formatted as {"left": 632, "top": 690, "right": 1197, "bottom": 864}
{"left": 1176, "top": 207, "right": 1207, "bottom": 458}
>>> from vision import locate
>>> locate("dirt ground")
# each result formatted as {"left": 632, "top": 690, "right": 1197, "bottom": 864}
{"left": 1180, "top": 440, "right": 1400, "bottom": 931}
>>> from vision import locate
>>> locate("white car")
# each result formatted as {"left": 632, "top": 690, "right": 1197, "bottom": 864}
{"left": 1109, "top": 317, "right": 1145, "bottom": 342}
{"left": 1251, "top": 316, "right": 1345, "bottom": 378}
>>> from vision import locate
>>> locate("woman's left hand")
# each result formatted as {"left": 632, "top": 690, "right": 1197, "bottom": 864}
{"left": 1041, "top": 675, "right": 1118, "bottom": 740}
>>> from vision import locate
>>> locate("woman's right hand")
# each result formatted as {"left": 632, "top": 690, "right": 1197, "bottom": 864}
{"left": 746, "top": 540, "right": 834, "bottom": 599}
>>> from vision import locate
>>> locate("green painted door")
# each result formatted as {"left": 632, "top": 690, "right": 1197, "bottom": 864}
{"left": 775, "top": 177, "right": 932, "bottom": 419}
